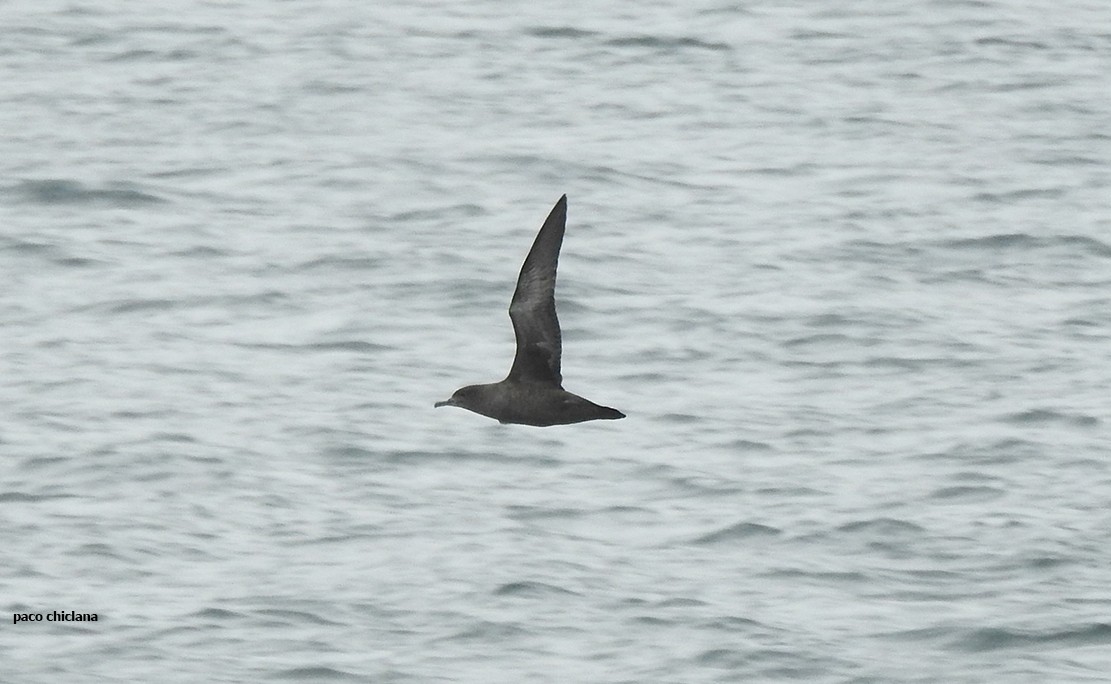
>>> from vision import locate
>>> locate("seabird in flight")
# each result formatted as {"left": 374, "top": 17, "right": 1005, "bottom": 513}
{"left": 435, "top": 195, "right": 625, "bottom": 426}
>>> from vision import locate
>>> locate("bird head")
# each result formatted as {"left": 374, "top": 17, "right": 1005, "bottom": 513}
{"left": 434, "top": 385, "right": 483, "bottom": 410}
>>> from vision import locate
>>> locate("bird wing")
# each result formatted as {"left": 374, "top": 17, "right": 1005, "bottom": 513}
{"left": 507, "top": 195, "right": 566, "bottom": 386}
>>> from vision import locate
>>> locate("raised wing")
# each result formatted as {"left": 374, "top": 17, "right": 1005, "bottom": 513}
{"left": 506, "top": 195, "right": 567, "bottom": 386}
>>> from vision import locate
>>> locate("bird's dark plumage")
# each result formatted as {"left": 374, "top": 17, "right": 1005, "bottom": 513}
{"left": 435, "top": 195, "right": 624, "bottom": 426}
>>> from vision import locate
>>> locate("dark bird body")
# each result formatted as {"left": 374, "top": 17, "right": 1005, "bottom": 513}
{"left": 435, "top": 195, "right": 625, "bottom": 426}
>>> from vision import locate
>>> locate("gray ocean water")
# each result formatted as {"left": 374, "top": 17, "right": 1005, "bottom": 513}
{"left": 3, "top": 1, "right": 1110, "bottom": 681}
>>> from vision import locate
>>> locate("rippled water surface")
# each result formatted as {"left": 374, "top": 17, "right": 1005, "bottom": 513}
{"left": 3, "top": 1, "right": 1110, "bottom": 682}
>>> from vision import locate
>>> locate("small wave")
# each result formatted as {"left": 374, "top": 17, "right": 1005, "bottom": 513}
{"left": 74, "top": 542, "right": 128, "bottom": 560}
{"left": 302, "top": 79, "right": 361, "bottom": 95}
{"left": 309, "top": 340, "right": 391, "bottom": 353}
{"left": 505, "top": 505, "right": 584, "bottom": 522}
{"left": 528, "top": 26, "right": 599, "bottom": 40}
{"left": 950, "top": 623, "right": 1111, "bottom": 652}
{"left": 446, "top": 619, "right": 529, "bottom": 642}
{"left": 754, "top": 485, "right": 826, "bottom": 497}
{"left": 697, "top": 648, "right": 747, "bottom": 666}
{"left": 8, "top": 179, "right": 167, "bottom": 207}
{"left": 846, "top": 233, "right": 1111, "bottom": 263}
{"left": 235, "top": 340, "right": 391, "bottom": 354}
{"left": 55, "top": 256, "right": 101, "bottom": 267}
{"left": 726, "top": 438, "right": 774, "bottom": 452}
{"left": 106, "top": 298, "right": 179, "bottom": 314}
{"left": 387, "top": 449, "right": 554, "bottom": 467}
{"left": 632, "top": 615, "right": 674, "bottom": 626}
{"left": 929, "top": 485, "right": 1005, "bottom": 503}
{"left": 1001, "top": 409, "right": 1099, "bottom": 427}
{"left": 974, "top": 36, "right": 1050, "bottom": 50}
{"left": 322, "top": 444, "right": 376, "bottom": 460}
{"left": 272, "top": 666, "right": 362, "bottom": 681}
{"left": 255, "top": 608, "right": 339, "bottom": 626}
{"left": 656, "top": 597, "right": 708, "bottom": 608}
{"left": 949, "top": 437, "right": 1045, "bottom": 465}
{"left": 836, "top": 518, "right": 925, "bottom": 535}
{"left": 395, "top": 204, "right": 485, "bottom": 221}
{"left": 189, "top": 607, "right": 242, "bottom": 620}
{"left": 4, "top": 242, "right": 97, "bottom": 272}
{"left": 945, "top": 233, "right": 1039, "bottom": 250}
{"left": 105, "top": 48, "right": 198, "bottom": 63}
{"left": 605, "top": 34, "right": 731, "bottom": 53}
{"left": 149, "top": 432, "right": 197, "bottom": 445}
{"left": 768, "top": 568, "right": 868, "bottom": 583}
{"left": 862, "top": 356, "right": 934, "bottom": 370}
{"left": 791, "top": 30, "right": 853, "bottom": 41}
{"left": 294, "top": 255, "right": 384, "bottom": 272}
{"left": 0, "top": 491, "right": 76, "bottom": 503}
{"left": 494, "top": 581, "right": 576, "bottom": 597}
{"left": 693, "top": 521, "right": 781, "bottom": 545}
{"left": 3, "top": 239, "right": 55, "bottom": 257}
{"left": 941, "top": 233, "right": 1111, "bottom": 258}
{"left": 1022, "top": 555, "right": 1071, "bottom": 570}
{"left": 172, "top": 245, "right": 231, "bottom": 259}
{"left": 659, "top": 412, "right": 701, "bottom": 424}
{"left": 783, "top": 332, "right": 853, "bottom": 348}
{"left": 668, "top": 476, "right": 743, "bottom": 497}
{"left": 701, "top": 615, "right": 765, "bottom": 632}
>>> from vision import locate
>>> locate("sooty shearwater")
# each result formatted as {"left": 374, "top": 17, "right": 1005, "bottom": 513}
{"left": 435, "top": 195, "right": 625, "bottom": 426}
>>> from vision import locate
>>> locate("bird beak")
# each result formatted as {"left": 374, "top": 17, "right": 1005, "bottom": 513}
{"left": 434, "top": 398, "right": 454, "bottom": 408}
